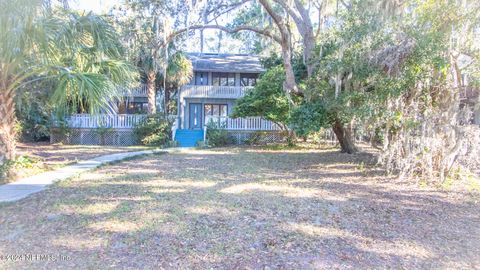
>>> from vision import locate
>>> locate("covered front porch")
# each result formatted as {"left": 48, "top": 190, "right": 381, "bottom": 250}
{"left": 172, "top": 114, "right": 284, "bottom": 147}
{"left": 59, "top": 113, "right": 281, "bottom": 131}
{"left": 178, "top": 85, "right": 281, "bottom": 130}
{"left": 174, "top": 84, "right": 283, "bottom": 146}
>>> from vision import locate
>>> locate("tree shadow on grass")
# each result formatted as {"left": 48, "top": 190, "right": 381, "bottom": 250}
{"left": 0, "top": 148, "right": 478, "bottom": 269}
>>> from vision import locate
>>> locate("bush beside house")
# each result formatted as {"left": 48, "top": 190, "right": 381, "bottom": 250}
{"left": 205, "top": 121, "right": 235, "bottom": 147}
{"left": 134, "top": 114, "right": 173, "bottom": 146}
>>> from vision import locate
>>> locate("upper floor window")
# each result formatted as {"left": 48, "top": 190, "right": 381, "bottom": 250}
{"left": 212, "top": 72, "right": 235, "bottom": 86}
{"left": 195, "top": 72, "right": 209, "bottom": 85}
{"left": 240, "top": 73, "right": 258, "bottom": 86}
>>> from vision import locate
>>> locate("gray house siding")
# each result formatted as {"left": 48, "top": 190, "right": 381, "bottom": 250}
{"left": 180, "top": 98, "right": 236, "bottom": 129}
{"left": 179, "top": 70, "right": 258, "bottom": 129}
{"left": 178, "top": 53, "right": 263, "bottom": 130}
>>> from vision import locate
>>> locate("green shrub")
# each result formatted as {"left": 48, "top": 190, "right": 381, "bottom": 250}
{"left": 15, "top": 88, "right": 54, "bottom": 142}
{"left": 195, "top": 140, "right": 208, "bottom": 149}
{"left": 205, "top": 121, "right": 234, "bottom": 147}
{"left": 0, "top": 156, "right": 41, "bottom": 182}
{"left": 134, "top": 114, "right": 173, "bottom": 146}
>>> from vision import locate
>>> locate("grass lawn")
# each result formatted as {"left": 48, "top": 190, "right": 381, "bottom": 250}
{"left": 0, "top": 145, "right": 479, "bottom": 269}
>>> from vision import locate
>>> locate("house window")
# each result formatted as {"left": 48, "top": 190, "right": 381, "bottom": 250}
{"left": 240, "top": 73, "right": 258, "bottom": 86}
{"left": 212, "top": 72, "right": 235, "bottom": 86}
{"left": 195, "top": 72, "right": 209, "bottom": 85}
{"left": 125, "top": 97, "right": 148, "bottom": 114}
{"left": 117, "top": 100, "right": 127, "bottom": 114}
{"left": 204, "top": 104, "right": 228, "bottom": 126}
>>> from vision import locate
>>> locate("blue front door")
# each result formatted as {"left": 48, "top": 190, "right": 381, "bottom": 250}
{"left": 189, "top": 103, "right": 202, "bottom": 129}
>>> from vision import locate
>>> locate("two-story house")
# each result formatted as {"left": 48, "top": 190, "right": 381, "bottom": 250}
{"left": 51, "top": 53, "right": 283, "bottom": 146}
{"left": 173, "top": 53, "right": 281, "bottom": 146}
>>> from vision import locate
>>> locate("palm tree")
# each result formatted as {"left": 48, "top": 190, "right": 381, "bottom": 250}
{"left": 113, "top": 4, "right": 167, "bottom": 116}
{"left": 0, "top": 0, "right": 135, "bottom": 166}
{"left": 136, "top": 46, "right": 163, "bottom": 115}
{"left": 163, "top": 52, "right": 193, "bottom": 114}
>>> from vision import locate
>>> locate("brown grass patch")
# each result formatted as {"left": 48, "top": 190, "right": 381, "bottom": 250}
{"left": 0, "top": 145, "right": 478, "bottom": 269}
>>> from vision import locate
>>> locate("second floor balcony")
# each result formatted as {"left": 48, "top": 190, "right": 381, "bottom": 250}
{"left": 120, "top": 84, "right": 149, "bottom": 97}
{"left": 180, "top": 85, "right": 252, "bottom": 99}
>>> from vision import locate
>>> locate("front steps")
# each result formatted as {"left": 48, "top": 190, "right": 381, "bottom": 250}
{"left": 175, "top": 129, "right": 204, "bottom": 147}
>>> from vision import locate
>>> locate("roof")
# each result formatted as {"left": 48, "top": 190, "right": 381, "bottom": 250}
{"left": 186, "top": 53, "right": 265, "bottom": 73}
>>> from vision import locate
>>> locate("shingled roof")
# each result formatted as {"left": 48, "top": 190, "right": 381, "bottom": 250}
{"left": 186, "top": 53, "right": 265, "bottom": 73}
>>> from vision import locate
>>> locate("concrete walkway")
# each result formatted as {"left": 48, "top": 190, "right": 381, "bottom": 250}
{"left": 0, "top": 149, "right": 171, "bottom": 203}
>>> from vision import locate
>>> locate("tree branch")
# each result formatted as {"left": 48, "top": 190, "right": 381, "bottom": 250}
{"left": 205, "top": 0, "right": 252, "bottom": 24}
{"left": 272, "top": 0, "right": 303, "bottom": 25}
{"left": 339, "top": 0, "right": 351, "bottom": 10}
{"left": 164, "top": 24, "right": 282, "bottom": 47}
{"left": 258, "top": 0, "right": 287, "bottom": 34}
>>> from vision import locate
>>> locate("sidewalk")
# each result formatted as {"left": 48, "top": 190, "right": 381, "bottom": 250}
{"left": 0, "top": 149, "right": 169, "bottom": 203}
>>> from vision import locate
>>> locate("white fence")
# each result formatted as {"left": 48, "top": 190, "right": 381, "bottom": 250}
{"left": 62, "top": 114, "right": 280, "bottom": 131}
{"left": 64, "top": 114, "right": 147, "bottom": 129}
{"left": 180, "top": 85, "right": 252, "bottom": 99}
{"left": 227, "top": 117, "right": 282, "bottom": 130}
{"left": 205, "top": 116, "right": 282, "bottom": 131}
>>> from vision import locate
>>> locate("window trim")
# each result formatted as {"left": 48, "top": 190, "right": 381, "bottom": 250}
{"left": 240, "top": 73, "right": 258, "bottom": 87}
{"left": 204, "top": 103, "right": 228, "bottom": 125}
{"left": 212, "top": 72, "right": 236, "bottom": 86}
{"left": 194, "top": 71, "right": 209, "bottom": 85}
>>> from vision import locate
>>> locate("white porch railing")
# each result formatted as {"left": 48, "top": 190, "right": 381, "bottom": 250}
{"left": 64, "top": 114, "right": 147, "bottom": 129}
{"left": 227, "top": 117, "right": 282, "bottom": 130}
{"left": 205, "top": 116, "right": 282, "bottom": 131}
{"left": 180, "top": 85, "right": 252, "bottom": 99}
{"left": 120, "top": 84, "right": 148, "bottom": 97}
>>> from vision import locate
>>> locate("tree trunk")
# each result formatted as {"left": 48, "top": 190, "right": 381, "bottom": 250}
{"left": 292, "top": 0, "right": 315, "bottom": 77}
{"left": 0, "top": 89, "right": 17, "bottom": 162}
{"left": 164, "top": 86, "right": 170, "bottom": 114}
{"left": 286, "top": 129, "right": 297, "bottom": 146}
{"left": 280, "top": 42, "right": 298, "bottom": 103}
{"left": 217, "top": 30, "right": 223, "bottom": 52}
{"left": 332, "top": 119, "right": 358, "bottom": 154}
{"left": 200, "top": 7, "right": 208, "bottom": 53}
{"left": 147, "top": 71, "right": 156, "bottom": 115}
{"left": 302, "top": 32, "right": 315, "bottom": 77}
{"left": 258, "top": 0, "right": 300, "bottom": 104}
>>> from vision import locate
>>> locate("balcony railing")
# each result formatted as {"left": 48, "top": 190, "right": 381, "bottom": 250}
{"left": 205, "top": 116, "right": 283, "bottom": 131}
{"left": 120, "top": 84, "right": 148, "bottom": 97}
{"left": 62, "top": 114, "right": 147, "bottom": 129}
{"left": 180, "top": 85, "right": 252, "bottom": 99}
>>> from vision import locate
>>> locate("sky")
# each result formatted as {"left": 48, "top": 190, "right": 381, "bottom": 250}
{"left": 69, "top": 0, "right": 119, "bottom": 13}
{"left": 68, "top": 0, "right": 246, "bottom": 54}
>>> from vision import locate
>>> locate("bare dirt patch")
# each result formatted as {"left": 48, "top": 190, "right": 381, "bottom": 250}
{"left": 1, "top": 142, "right": 152, "bottom": 182}
{"left": 0, "top": 146, "right": 478, "bottom": 269}
{"left": 17, "top": 142, "right": 151, "bottom": 167}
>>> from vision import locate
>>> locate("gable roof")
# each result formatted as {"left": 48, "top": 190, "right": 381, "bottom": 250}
{"left": 186, "top": 52, "right": 265, "bottom": 73}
